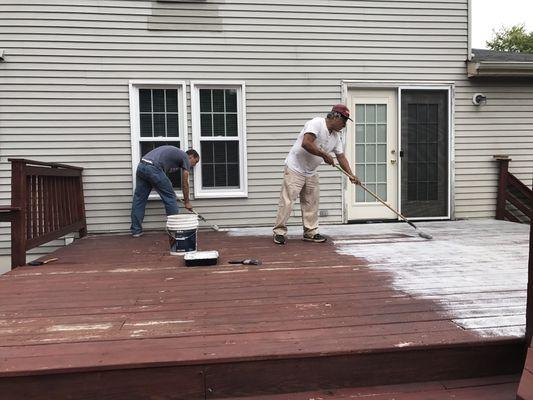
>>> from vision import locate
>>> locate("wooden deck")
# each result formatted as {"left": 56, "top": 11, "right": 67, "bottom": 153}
{"left": 0, "top": 219, "right": 529, "bottom": 399}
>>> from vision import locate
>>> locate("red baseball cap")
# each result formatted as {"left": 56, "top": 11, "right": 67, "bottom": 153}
{"left": 331, "top": 104, "right": 353, "bottom": 121}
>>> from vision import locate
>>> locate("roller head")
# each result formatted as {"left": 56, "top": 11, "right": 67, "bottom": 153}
{"left": 416, "top": 229, "right": 433, "bottom": 240}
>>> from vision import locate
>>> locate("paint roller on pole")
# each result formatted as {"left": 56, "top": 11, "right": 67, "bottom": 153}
{"left": 334, "top": 164, "right": 433, "bottom": 240}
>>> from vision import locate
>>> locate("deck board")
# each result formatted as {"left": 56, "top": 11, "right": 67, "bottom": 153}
{"left": 0, "top": 219, "right": 529, "bottom": 398}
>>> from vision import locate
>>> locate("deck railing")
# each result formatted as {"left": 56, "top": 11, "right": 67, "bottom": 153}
{"left": 527, "top": 178, "right": 533, "bottom": 346}
{"left": 0, "top": 159, "right": 87, "bottom": 269}
{"left": 494, "top": 155, "right": 532, "bottom": 224}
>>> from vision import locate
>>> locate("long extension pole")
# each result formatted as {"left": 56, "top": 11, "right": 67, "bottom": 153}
{"left": 334, "top": 165, "right": 432, "bottom": 240}
{"left": 177, "top": 199, "right": 220, "bottom": 231}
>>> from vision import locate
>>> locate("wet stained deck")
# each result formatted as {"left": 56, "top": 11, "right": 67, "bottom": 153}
{"left": 0, "top": 219, "right": 529, "bottom": 399}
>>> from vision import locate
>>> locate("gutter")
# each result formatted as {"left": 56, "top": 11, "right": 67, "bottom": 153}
{"left": 467, "top": 60, "right": 533, "bottom": 78}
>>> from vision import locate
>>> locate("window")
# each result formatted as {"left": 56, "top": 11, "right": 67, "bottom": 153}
{"left": 191, "top": 81, "right": 248, "bottom": 198}
{"left": 129, "top": 81, "right": 187, "bottom": 190}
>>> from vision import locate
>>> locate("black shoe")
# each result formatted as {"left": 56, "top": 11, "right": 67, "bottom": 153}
{"left": 273, "top": 234, "right": 286, "bottom": 245}
{"left": 303, "top": 233, "right": 327, "bottom": 243}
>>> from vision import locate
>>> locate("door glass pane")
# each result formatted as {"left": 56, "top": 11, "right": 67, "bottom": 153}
{"left": 354, "top": 103, "right": 388, "bottom": 203}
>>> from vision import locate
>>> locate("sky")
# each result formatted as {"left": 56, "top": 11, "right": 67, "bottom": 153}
{"left": 471, "top": 0, "right": 533, "bottom": 48}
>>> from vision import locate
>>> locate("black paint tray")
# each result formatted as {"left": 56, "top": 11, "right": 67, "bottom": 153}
{"left": 184, "top": 251, "right": 219, "bottom": 267}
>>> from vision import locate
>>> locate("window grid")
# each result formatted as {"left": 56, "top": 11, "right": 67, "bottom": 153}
{"left": 354, "top": 104, "right": 388, "bottom": 203}
{"left": 199, "top": 88, "right": 240, "bottom": 189}
{"left": 139, "top": 89, "right": 179, "bottom": 140}
{"left": 138, "top": 88, "right": 181, "bottom": 188}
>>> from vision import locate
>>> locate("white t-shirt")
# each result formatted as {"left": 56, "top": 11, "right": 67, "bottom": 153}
{"left": 285, "top": 117, "right": 344, "bottom": 176}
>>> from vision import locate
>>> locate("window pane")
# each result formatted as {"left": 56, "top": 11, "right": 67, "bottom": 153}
{"left": 367, "top": 164, "right": 376, "bottom": 182}
{"left": 227, "top": 141, "right": 239, "bottom": 162}
{"left": 139, "top": 89, "right": 152, "bottom": 113}
{"left": 356, "top": 125, "right": 365, "bottom": 142}
{"left": 153, "top": 89, "right": 165, "bottom": 112}
{"left": 366, "top": 124, "right": 376, "bottom": 142}
{"left": 226, "top": 113, "right": 238, "bottom": 136}
{"left": 366, "top": 145, "right": 376, "bottom": 163}
{"left": 214, "top": 164, "right": 227, "bottom": 186}
{"left": 377, "top": 124, "right": 386, "bottom": 142}
{"left": 366, "top": 105, "right": 376, "bottom": 123}
{"left": 202, "top": 142, "right": 214, "bottom": 163}
{"left": 376, "top": 105, "right": 387, "bottom": 123}
{"left": 214, "top": 142, "right": 226, "bottom": 163}
{"left": 356, "top": 105, "right": 365, "bottom": 123}
{"left": 213, "top": 114, "right": 225, "bottom": 136}
{"left": 355, "top": 144, "right": 365, "bottom": 163}
{"left": 227, "top": 164, "right": 240, "bottom": 186}
{"left": 202, "top": 164, "right": 214, "bottom": 187}
{"left": 213, "top": 90, "right": 225, "bottom": 112}
{"left": 153, "top": 114, "right": 165, "bottom": 136}
{"left": 200, "top": 89, "right": 212, "bottom": 112}
{"left": 166, "top": 90, "right": 178, "bottom": 112}
{"left": 166, "top": 114, "right": 178, "bottom": 137}
{"left": 225, "top": 89, "right": 237, "bottom": 112}
{"left": 201, "top": 114, "right": 213, "bottom": 136}
{"left": 138, "top": 88, "right": 181, "bottom": 139}
{"left": 377, "top": 164, "right": 386, "bottom": 182}
{"left": 140, "top": 114, "right": 152, "bottom": 137}
{"left": 201, "top": 140, "right": 241, "bottom": 189}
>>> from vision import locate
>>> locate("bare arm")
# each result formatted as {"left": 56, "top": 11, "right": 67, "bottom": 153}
{"left": 181, "top": 170, "right": 193, "bottom": 210}
{"left": 301, "top": 133, "right": 335, "bottom": 165}
{"left": 336, "top": 153, "right": 360, "bottom": 185}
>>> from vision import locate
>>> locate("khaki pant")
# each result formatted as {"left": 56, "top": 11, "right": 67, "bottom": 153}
{"left": 273, "top": 167, "right": 320, "bottom": 237}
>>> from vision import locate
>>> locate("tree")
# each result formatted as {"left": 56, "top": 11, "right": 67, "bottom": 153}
{"left": 486, "top": 24, "right": 533, "bottom": 53}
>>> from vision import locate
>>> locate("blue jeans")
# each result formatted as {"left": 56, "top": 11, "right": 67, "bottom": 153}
{"left": 130, "top": 162, "right": 179, "bottom": 234}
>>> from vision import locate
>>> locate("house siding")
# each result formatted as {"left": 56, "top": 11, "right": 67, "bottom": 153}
{"left": 0, "top": 0, "right": 532, "bottom": 265}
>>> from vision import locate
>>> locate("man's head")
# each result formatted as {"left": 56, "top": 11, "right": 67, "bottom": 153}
{"left": 186, "top": 149, "right": 200, "bottom": 167}
{"left": 327, "top": 104, "right": 352, "bottom": 131}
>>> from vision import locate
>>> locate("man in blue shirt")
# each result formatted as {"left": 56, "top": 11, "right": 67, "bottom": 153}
{"left": 130, "top": 146, "right": 200, "bottom": 237}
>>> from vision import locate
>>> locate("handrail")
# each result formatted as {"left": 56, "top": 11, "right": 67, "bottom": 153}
{"left": 1, "top": 159, "right": 87, "bottom": 268}
{"left": 494, "top": 155, "right": 532, "bottom": 223}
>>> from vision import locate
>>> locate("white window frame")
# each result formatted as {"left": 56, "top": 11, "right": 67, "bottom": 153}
{"left": 129, "top": 80, "right": 187, "bottom": 198}
{"left": 191, "top": 81, "right": 248, "bottom": 198}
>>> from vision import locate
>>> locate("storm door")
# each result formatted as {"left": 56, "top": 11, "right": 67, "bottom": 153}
{"left": 400, "top": 90, "right": 449, "bottom": 218}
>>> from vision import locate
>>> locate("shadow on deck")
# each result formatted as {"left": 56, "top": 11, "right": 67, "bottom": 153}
{"left": 0, "top": 219, "right": 529, "bottom": 399}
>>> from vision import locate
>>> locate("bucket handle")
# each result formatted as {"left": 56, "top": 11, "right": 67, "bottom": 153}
{"left": 166, "top": 228, "right": 197, "bottom": 241}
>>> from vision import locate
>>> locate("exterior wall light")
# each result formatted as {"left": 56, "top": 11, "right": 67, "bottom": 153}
{"left": 472, "top": 93, "right": 487, "bottom": 106}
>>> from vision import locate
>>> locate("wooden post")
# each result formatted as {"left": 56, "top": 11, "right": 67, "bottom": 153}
{"left": 526, "top": 177, "right": 533, "bottom": 346}
{"left": 10, "top": 160, "right": 27, "bottom": 268}
{"left": 493, "top": 155, "right": 511, "bottom": 220}
{"left": 77, "top": 172, "right": 87, "bottom": 238}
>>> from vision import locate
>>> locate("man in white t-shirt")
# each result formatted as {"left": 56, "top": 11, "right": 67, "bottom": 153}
{"left": 273, "top": 104, "right": 360, "bottom": 245}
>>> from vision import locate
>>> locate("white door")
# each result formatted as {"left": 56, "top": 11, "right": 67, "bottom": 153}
{"left": 345, "top": 89, "right": 398, "bottom": 220}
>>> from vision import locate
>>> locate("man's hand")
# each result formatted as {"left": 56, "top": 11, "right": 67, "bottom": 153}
{"left": 349, "top": 175, "right": 361, "bottom": 185}
{"left": 183, "top": 200, "right": 193, "bottom": 211}
{"left": 322, "top": 152, "right": 335, "bottom": 166}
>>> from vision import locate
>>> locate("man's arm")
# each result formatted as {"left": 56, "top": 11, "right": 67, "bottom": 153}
{"left": 301, "top": 133, "right": 335, "bottom": 165}
{"left": 181, "top": 170, "right": 193, "bottom": 210}
{"left": 336, "top": 153, "right": 360, "bottom": 185}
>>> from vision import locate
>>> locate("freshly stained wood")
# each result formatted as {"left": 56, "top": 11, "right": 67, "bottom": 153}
{"left": 0, "top": 219, "right": 528, "bottom": 399}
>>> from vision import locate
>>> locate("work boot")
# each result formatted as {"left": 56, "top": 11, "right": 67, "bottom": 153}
{"left": 273, "top": 234, "right": 286, "bottom": 245}
{"left": 303, "top": 233, "right": 327, "bottom": 243}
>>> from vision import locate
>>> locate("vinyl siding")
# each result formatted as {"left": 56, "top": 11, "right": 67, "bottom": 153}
{"left": 454, "top": 81, "right": 533, "bottom": 218}
{"left": 0, "top": 0, "right": 532, "bottom": 265}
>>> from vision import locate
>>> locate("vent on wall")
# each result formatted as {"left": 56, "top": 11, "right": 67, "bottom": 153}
{"left": 149, "top": 0, "right": 221, "bottom": 31}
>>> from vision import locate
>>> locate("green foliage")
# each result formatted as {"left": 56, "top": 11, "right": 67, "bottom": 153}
{"left": 486, "top": 24, "right": 533, "bottom": 53}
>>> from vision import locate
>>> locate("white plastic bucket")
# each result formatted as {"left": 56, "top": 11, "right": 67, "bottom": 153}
{"left": 166, "top": 214, "right": 199, "bottom": 255}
